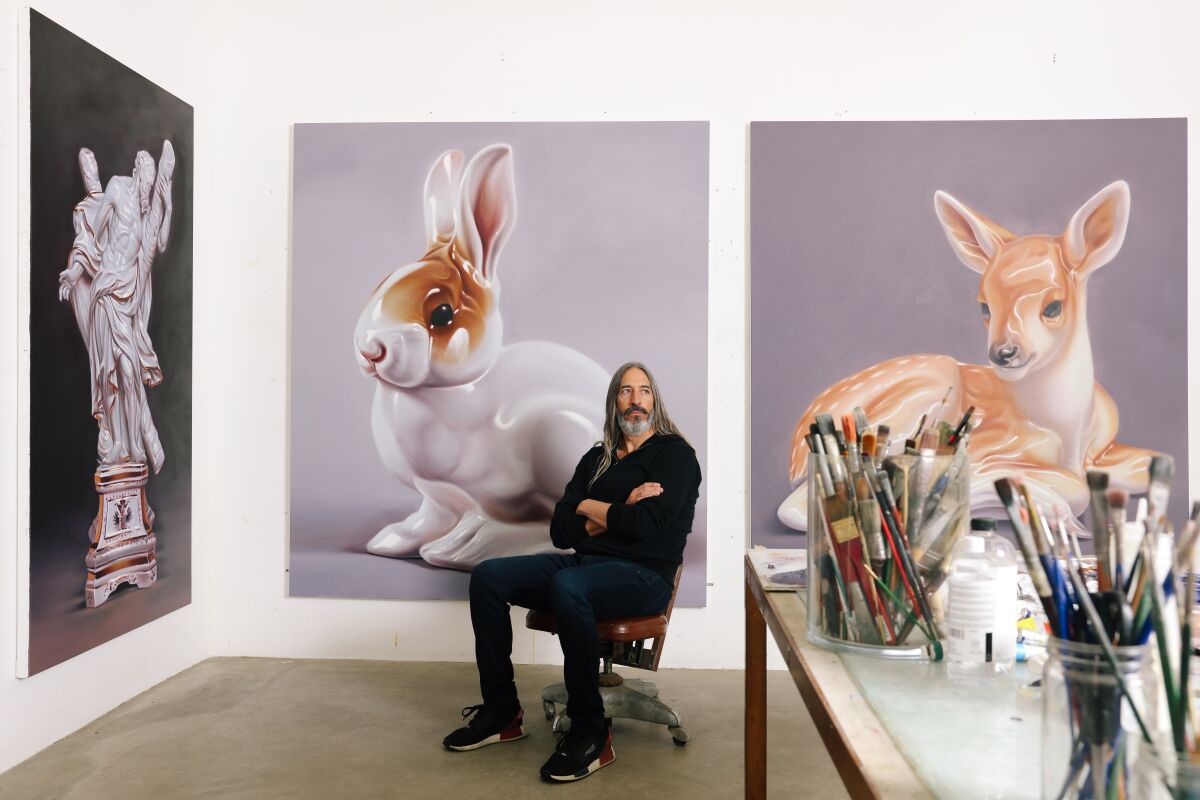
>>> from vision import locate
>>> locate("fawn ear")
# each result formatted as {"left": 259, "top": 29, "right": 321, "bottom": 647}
{"left": 456, "top": 144, "right": 516, "bottom": 285}
{"left": 934, "top": 191, "right": 1015, "bottom": 274}
{"left": 1063, "top": 181, "right": 1130, "bottom": 275}
{"left": 424, "top": 150, "right": 464, "bottom": 246}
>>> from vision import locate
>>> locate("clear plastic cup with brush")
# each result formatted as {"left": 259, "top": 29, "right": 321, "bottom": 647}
{"left": 805, "top": 448, "right": 970, "bottom": 660}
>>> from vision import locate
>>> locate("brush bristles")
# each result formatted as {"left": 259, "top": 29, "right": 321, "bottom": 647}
{"left": 815, "top": 413, "right": 835, "bottom": 436}
{"left": 1087, "top": 470, "right": 1109, "bottom": 490}
{"left": 1150, "top": 454, "right": 1175, "bottom": 484}
{"left": 1107, "top": 489, "right": 1128, "bottom": 509}
{"left": 852, "top": 407, "right": 869, "bottom": 434}
{"left": 994, "top": 478, "right": 1015, "bottom": 507}
{"left": 1191, "top": 501, "right": 1200, "bottom": 521}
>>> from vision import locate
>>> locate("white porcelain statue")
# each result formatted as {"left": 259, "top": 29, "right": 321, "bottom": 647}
{"left": 58, "top": 142, "right": 175, "bottom": 472}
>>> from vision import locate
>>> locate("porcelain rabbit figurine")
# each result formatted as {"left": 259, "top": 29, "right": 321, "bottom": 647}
{"left": 354, "top": 144, "right": 608, "bottom": 569}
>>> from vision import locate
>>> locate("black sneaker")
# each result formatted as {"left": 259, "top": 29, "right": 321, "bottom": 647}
{"left": 539, "top": 730, "right": 615, "bottom": 782}
{"left": 442, "top": 704, "right": 527, "bottom": 751}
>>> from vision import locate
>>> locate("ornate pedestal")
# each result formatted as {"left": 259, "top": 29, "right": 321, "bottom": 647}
{"left": 86, "top": 463, "right": 157, "bottom": 607}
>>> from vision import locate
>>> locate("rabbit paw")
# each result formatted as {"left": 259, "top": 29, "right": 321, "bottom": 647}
{"left": 777, "top": 482, "right": 809, "bottom": 531}
{"left": 366, "top": 501, "right": 459, "bottom": 558}
{"left": 419, "top": 514, "right": 557, "bottom": 570}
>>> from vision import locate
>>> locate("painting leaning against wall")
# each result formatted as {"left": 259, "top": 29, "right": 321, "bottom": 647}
{"left": 20, "top": 10, "right": 194, "bottom": 677}
{"left": 749, "top": 120, "right": 1187, "bottom": 550}
{"left": 289, "top": 122, "right": 709, "bottom": 606}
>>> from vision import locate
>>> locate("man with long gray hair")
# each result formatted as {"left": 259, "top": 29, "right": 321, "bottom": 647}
{"left": 443, "top": 362, "right": 702, "bottom": 784}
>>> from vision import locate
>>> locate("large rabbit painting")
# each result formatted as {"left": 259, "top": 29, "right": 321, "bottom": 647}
{"left": 353, "top": 145, "right": 609, "bottom": 568}
{"left": 749, "top": 120, "right": 1187, "bottom": 549}
{"left": 291, "top": 122, "right": 709, "bottom": 603}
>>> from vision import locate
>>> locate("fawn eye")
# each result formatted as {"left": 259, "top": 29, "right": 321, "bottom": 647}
{"left": 429, "top": 304, "right": 454, "bottom": 327}
{"left": 980, "top": 302, "right": 990, "bottom": 319}
{"left": 1043, "top": 300, "right": 1063, "bottom": 319}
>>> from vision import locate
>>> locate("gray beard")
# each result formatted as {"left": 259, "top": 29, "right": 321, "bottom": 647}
{"left": 618, "top": 415, "right": 651, "bottom": 437}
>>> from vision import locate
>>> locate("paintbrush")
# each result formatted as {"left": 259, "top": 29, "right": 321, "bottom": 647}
{"left": 945, "top": 405, "right": 975, "bottom": 447}
{"left": 1109, "top": 490, "right": 1129, "bottom": 591}
{"left": 913, "top": 444, "right": 970, "bottom": 554}
{"left": 870, "top": 468, "right": 933, "bottom": 630}
{"left": 815, "top": 414, "right": 846, "bottom": 485}
{"left": 852, "top": 407, "right": 869, "bottom": 447}
{"left": 808, "top": 430, "right": 833, "bottom": 489}
{"left": 856, "top": 473, "right": 888, "bottom": 569}
{"left": 860, "top": 431, "right": 877, "bottom": 472}
{"left": 1146, "top": 454, "right": 1175, "bottom": 531}
{"left": 1021, "top": 487, "right": 1070, "bottom": 638}
{"left": 851, "top": 471, "right": 895, "bottom": 645}
{"left": 812, "top": 469, "right": 855, "bottom": 634}
{"left": 908, "top": 413, "right": 928, "bottom": 451}
{"left": 1141, "top": 528, "right": 1185, "bottom": 752}
{"left": 841, "top": 414, "right": 862, "bottom": 478}
{"left": 905, "top": 434, "right": 940, "bottom": 538}
{"left": 1181, "top": 530, "right": 1198, "bottom": 753}
{"left": 931, "top": 385, "right": 953, "bottom": 427}
{"left": 875, "top": 424, "right": 890, "bottom": 459}
{"left": 1086, "top": 471, "right": 1112, "bottom": 591}
{"left": 994, "top": 479, "right": 1059, "bottom": 636}
{"left": 883, "top": 460, "right": 909, "bottom": 532}
{"left": 1174, "top": 501, "right": 1200, "bottom": 575}
{"left": 816, "top": 443, "right": 881, "bottom": 644}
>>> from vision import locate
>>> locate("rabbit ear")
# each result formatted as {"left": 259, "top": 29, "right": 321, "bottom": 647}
{"left": 934, "top": 190, "right": 1015, "bottom": 274}
{"left": 455, "top": 144, "right": 516, "bottom": 284}
{"left": 424, "top": 150, "right": 464, "bottom": 246}
{"left": 1063, "top": 180, "right": 1129, "bottom": 275}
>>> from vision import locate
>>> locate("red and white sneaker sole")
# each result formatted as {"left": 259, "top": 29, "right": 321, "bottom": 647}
{"left": 445, "top": 724, "right": 528, "bottom": 751}
{"left": 543, "top": 737, "right": 616, "bottom": 782}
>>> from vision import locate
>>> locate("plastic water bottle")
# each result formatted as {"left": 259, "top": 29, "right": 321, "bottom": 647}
{"left": 946, "top": 518, "right": 1018, "bottom": 680}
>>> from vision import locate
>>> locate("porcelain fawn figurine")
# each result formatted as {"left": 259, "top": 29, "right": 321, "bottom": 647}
{"left": 778, "top": 181, "right": 1157, "bottom": 532}
{"left": 354, "top": 144, "right": 608, "bottom": 569}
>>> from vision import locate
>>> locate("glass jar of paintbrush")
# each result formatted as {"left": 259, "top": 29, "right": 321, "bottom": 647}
{"left": 992, "top": 455, "right": 1191, "bottom": 800}
{"left": 804, "top": 411, "right": 972, "bottom": 660}
{"left": 1041, "top": 639, "right": 1161, "bottom": 799}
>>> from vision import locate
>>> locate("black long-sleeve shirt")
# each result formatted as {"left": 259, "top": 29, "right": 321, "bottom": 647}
{"left": 549, "top": 433, "right": 701, "bottom": 586}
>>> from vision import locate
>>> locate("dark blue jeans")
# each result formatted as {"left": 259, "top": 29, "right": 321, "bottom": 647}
{"left": 469, "top": 553, "right": 673, "bottom": 737}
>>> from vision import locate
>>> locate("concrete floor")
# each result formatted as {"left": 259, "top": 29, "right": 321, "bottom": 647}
{"left": 0, "top": 658, "right": 849, "bottom": 799}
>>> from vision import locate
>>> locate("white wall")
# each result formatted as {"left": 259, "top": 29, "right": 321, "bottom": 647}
{"left": 196, "top": 0, "right": 1200, "bottom": 672}
{"left": 0, "top": 0, "right": 212, "bottom": 774}
{"left": 4, "top": 0, "right": 1200, "bottom": 774}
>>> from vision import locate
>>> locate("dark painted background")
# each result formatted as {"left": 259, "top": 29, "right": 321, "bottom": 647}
{"left": 28, "top": 10, "right": 193, "bottom": 675}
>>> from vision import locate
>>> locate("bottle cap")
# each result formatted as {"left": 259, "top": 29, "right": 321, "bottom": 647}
{"left": 970, "top": 517, "right": 997, "bottom": 532}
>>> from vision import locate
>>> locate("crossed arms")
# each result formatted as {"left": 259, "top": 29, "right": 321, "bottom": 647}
{"left": 548, "top": 444, "right": 698, "bottom": 550}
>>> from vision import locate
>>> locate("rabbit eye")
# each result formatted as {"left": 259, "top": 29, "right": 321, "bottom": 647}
{"left": 430, "top": 304, "right": 455, "bottom": 328}
{"left": 1043, "top": 300, "right": 1062, "bottom": 319}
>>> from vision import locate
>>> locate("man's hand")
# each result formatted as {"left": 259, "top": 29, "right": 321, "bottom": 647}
{"left": 626, "top": 482, "right": 663, "bottom": 504}
{"left": 584, "top": 519, "right": 606, "bottom": 537}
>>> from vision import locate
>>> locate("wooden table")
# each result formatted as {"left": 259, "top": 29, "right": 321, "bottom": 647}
{"left": 744, "top": 553, "right": 930, "bottom": 800}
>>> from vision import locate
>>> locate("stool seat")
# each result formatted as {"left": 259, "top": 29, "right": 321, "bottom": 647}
{"left": 525, "top": 610, "right": 669, "bottom": 642}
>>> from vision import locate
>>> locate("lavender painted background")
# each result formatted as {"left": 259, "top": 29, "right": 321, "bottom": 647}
{"left": 750, "top": 119, "right": 1187, "bottom": 547}
{"left": 290, "top": 122, "right": 709, "bottom": 605}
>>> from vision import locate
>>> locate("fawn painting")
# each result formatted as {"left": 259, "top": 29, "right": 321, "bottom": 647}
{"left": 750, "top": 120, "right": 1187, "bottom": 547}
